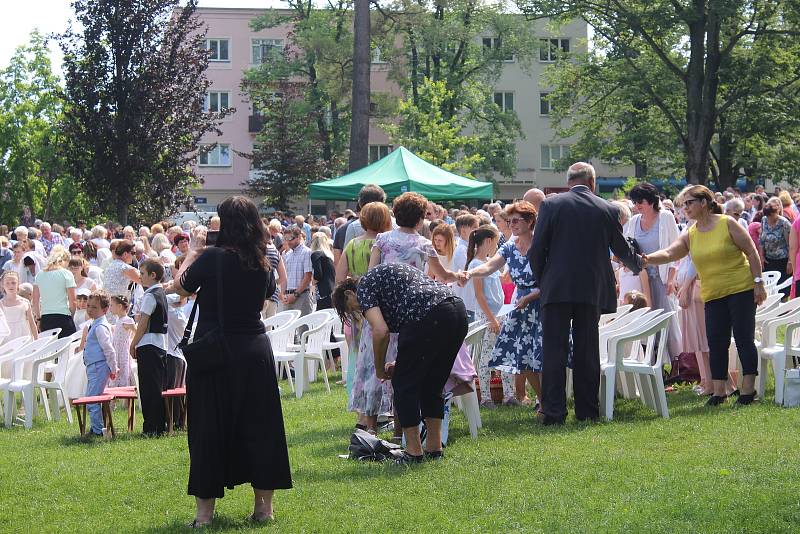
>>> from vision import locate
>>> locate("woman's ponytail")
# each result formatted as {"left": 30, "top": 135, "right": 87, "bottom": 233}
{"left": 465, "top": 224, "right": 499, "bottom": 270}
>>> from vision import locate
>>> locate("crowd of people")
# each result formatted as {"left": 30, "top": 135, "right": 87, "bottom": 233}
{"left": 0, "top": 166, "right": 792, "bottom": 523}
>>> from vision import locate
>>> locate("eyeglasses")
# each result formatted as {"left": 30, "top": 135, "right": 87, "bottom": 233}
{"left": 633, "top": 199, "right": 648, "bottom": 205}
{"left": 508, "top": 217, "right": 528, "bottom": 225}
{"left": 683, "top": 198, "right": 701, "bottom": 206}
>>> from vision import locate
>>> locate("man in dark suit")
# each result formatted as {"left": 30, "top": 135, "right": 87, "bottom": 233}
{"left": 529, "top": 162, "right": 640, "bottom": 424}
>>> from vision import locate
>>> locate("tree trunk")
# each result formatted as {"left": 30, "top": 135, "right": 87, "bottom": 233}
{"left": 117, "top": 200, "right": 128, "bottom": 226}
{"left": 716, "top": 131, "right": 738, "bottom": 190}
{"left": 348, "top": 0, "right": 370, "bottom": 172}
{"left": 634, "top": 160, "right": 647, "bottom": 179}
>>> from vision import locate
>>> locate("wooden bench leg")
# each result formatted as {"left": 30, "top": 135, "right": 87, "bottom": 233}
{"left": 127, "top": 400, "right": 135, "bottom": 432}
{"left": 179, "top": 397, "right": 186, "bottom": 429}
{"left": 75, "top": 405, "right": 86, "bottom": 436}
{"left": 102, "top": 402, "right": 115, "bottom": 439}
{"left": 164, "top": 398, "right": 174, "bottom": 435}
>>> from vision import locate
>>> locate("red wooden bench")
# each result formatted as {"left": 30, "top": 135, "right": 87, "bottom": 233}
{"left": 162, "top": 387, "right": 187, "bottom": 434}
{"left": 104, "top": 387, "right": 138, "bottom": 432}
{"left": 71, "top": 394, "right": 115, "bottom": 438}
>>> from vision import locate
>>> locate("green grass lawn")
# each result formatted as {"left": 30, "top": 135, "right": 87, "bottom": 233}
{"left": 2, "top": 374, "right": 800, "bottom": 533}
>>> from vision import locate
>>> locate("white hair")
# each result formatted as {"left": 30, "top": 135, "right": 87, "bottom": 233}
{"left": 91, "top": 225, "right": 107, "bottom": 239}
{"left": 725, "top": 198, "right": 745, "bottom": 214}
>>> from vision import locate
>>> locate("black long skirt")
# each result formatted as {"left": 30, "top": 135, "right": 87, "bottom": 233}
{"left": 186, "top": 332, "right": 292, "bottom": 498}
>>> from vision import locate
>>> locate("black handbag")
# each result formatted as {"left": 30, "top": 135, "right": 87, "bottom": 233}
{"left": 178, "top": 252, "right": 229, "bottom": 373}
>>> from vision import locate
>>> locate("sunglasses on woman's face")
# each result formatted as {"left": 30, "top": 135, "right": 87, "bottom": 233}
{"left": 683, "top": 198, "right": 701, "bottom": 206}
{"left": 508, "top": 217, "right": 528, "bottom": 225}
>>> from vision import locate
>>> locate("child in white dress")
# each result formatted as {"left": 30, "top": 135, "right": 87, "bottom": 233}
{"left": 109, "top": 295, "right": 135, "bottom": 387}
{"left": 0, "top": 271, "right": 38, "bottom": 341}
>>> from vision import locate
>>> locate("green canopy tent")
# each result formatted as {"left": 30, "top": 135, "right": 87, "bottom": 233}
{"left": 308, "top": 147, "right": 494, "bottom": 201}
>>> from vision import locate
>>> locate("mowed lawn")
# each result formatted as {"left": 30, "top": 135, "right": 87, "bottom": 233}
{"left": 2, "top": 374, "right": 800, "bottom": 533}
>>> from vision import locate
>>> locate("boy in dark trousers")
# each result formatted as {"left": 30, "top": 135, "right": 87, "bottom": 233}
{"left": 131, "top": 259, "right": 168, "bottom": 436}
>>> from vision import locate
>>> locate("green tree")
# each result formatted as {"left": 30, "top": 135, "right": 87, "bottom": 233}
{"left": 385, "top": 78, "right": 484, "bottom": 176}
{"left": 60, "top": 0, "right": 229, "bottom": 225}
{"left": 519, "top": 0, "right": 800, "bottom": 186}
{"left": 241, "top": 80, "right": 328, "bottom": 211}
{"left": 544, "top": 43, "right": 685, "bottom": 179}
{"left": 376, "top": 1, "right": 536, "bottom": 180}
{"left": 248, "top": 1, "right": 354, "bottom": 175}
{"left": 0, "top": 31, "right": 92, "bottom": 224}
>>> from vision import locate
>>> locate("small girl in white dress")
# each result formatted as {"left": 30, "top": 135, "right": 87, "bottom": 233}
{"left": 0, "top": 271, "right": 38, "bottom": 341}
{"left": 109, "top": 295, "right": 135, "bottom": 387}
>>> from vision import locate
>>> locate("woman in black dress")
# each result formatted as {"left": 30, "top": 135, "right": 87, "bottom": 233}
{"left": 168, "top": 196, "right": 291, "bottom": 527}
{"left": 332, "top": 263, "right": 467, "bottom": 464}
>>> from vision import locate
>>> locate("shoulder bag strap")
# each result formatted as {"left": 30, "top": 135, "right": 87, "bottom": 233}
{"left": 178, "top": 249, "right": 225, "bottom": 345}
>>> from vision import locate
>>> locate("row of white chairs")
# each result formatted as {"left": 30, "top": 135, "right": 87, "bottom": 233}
{"left": 263, "top": 309, "right": 349, "bottom": 399}
{"left": 0, "top": 328, "right": 81, "bottom": 428}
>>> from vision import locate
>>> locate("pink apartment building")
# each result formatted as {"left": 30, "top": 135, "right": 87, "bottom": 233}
{"left": 192, "top": 7, "right": 398, "bottom": 213}
{"left": 192, "top": 7, "right": 619, "bottom": 212}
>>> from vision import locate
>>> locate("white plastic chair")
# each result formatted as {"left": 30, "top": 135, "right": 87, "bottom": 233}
{"left": 262, "top": 310, "right": 301, "bottom": 332}
{"left": 2, "top": 337, "right": 72, "bottom": 428}
{"left": 272, "top": 312, "right": 333, "bottom": 399}
{"left": 565, "top": 308, "right": 654, "bottom": 399}
{"left": 452, "top": 323, "right": 486, "bottom": 439}
{"left": 774, "top": 277, "right": 794, "bottom": 296}
{"left": 0, "top": 336, "right": 31, "bottom": 358}
{"left": 757, "top": 307, "right": 800, "bottom": 404}
{"left": 34, "top": 335, "right": 81, "bottom": 423}
{"left": 316, "top": 309, "right": 349, "bottom": 374}
{"left": 38, "top": 328, "right": 63, "bottom": 340}
{"left": 600, "top": 311, "right": 676, "bottom": 421}
{"left": 598, "top": 308, "right": 662, "bottom": 399}
{"left": 762, "top": 271, "right": 781, "bottom": 293}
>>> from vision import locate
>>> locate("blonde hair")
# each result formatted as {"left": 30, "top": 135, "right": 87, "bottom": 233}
{"left": 45, "top": 245, "right": 71, "bottom": 271}
{"left": 1, "top": 270, "right": 20, "bottom": 287}
{"left": 611, "top": 200, "right": 631, "bottom": 225}
{"left": 310, "top": 232, "right": 333, "bottom": 259}
{"left": 151, "top": 233, "right": 172, "bottom": 254}
{"left": 431, "top": 223, "right": 456, "bottom": 261}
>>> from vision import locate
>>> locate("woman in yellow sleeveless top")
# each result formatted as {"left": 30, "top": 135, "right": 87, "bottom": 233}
{"left": 645, "top": 185, "right": 766, "bottom": 407}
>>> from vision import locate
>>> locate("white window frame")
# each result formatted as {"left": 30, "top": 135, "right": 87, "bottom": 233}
{"left": 198, "top": 144, "right": 232, "bottom": 167}
{"left": 369, "top": 145, "right": 393, "bottom": 162}
{"left": 206, "top": 38, "right": 230, "bottom": 62}
{"left": 540, "top": 144, "right": 570, "bottom": 170}
{"left": 204, "top": 91, "right": 230, "bottom": 113}
{"left": 371, "top": 46, "right": 388, "bottom": 64}
{"left": 482, "top": 37, "right": 514, "bottom": 62}
{"left": 493, "top": 91, "right": 514, "bottom": 112}
{"left": 251, "top": 38, "right": 283, "bottom": 64}
{"left": 539, "top": 92, "right": 551, "bottom": 116}
{"left": 539, "top": 38, "right": 570, "bottom": 62}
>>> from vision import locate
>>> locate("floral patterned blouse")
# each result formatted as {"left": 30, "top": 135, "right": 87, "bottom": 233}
{"left": 358, "top": 263, "right": 453, "bottom": 333}
{"left": 373, "top": 229, "right": 437, "bottom": 270}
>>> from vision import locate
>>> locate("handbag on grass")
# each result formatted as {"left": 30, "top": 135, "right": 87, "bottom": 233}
{"left": 178, "top": 251, "right": 229, "bottom": 373}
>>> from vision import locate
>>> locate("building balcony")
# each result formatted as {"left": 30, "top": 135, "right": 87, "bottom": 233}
{"left": 249, "top": 115, "right": 265, "bottom": 133}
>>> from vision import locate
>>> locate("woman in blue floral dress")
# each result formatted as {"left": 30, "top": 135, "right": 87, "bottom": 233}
{"left": 462, "top": 201, "right": 543, "bottom": 405}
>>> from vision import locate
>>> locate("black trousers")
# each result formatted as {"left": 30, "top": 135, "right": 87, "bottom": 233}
{"left": 541, "top": 302, "right": 601, "bottom": 422}
{"left": 704, "top": 289, "right": 758, "bottom": 380}
{"left": 40, "top": 314, "right": 76, "bottom": 339}
{"left": 764, "top": 257, "right": 790, "bottom": 298}
{"left": 136, "top": 345, "right": 167, "bottom": 435}
{"left": 392, "top": 298, "right": 468, "bottom": 428}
